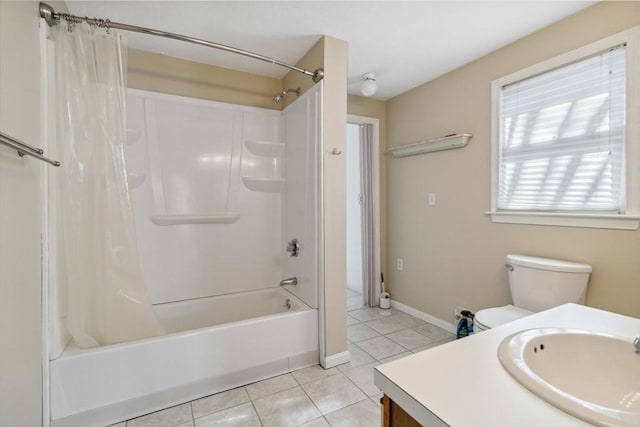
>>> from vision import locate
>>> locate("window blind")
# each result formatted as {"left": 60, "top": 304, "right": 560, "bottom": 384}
{"left": 498, "top": 45, "right": 626, "bottom": 213}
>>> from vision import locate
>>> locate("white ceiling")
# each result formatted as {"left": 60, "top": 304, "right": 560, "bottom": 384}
{"left": 66, "top": 1, "right": 595, "bottom": 100}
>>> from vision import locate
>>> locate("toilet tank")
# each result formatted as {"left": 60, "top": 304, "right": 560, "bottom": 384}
{"left": 507, "top": 254, "right": 592, "bottom": 312}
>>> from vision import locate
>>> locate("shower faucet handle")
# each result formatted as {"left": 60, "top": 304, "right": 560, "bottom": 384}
{"left": 287, "top": 238, "right": 300, "bottom": 257}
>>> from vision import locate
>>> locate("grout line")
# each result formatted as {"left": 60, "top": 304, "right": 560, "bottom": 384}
{"left": 192, "top": 401, "right": 252, "bottom": 424}
{"left": 341, "top": 366, "right": 381, "bottom": 399}
{"left": 248, "top": 383, "right": 300, "bottom": 402}
{"left": 297, "top": 380, "right": 327, "bottom": 420}
{"left": 322, "top": 393, "right": 374, "bottom": 423}
{"left": 245, "top": 373, "right": 299, "bottom": 401}
{"left": 291, "top": 372, "right": 303, "bottom": 387}
{"left": 248, "top": 399, "right": 264, "bottom": 427}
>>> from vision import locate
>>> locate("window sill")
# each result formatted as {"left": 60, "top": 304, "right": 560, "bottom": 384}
{"left": 486, "top": 211, "right": 640, "bottom": 230}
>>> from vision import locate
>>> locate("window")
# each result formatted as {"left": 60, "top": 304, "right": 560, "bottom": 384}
{"left": 490, "top": 27, "right": 639, "bottom": 230}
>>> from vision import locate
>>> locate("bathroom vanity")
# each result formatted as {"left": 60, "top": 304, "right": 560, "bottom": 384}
{"left": 374, "top": 303, "right": 640, "bottom": 427}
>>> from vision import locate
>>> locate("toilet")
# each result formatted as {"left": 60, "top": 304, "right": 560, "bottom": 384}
{"left": 474, "top": 254, "right": 592, "bottom": 332}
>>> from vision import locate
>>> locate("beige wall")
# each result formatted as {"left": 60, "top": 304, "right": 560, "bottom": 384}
{"left": 347, "top": 95, "right": 388, "bottom": 279}
{"left": 0, "top": 2, "right": 44, "bottom": 425}
{"left": 282, "top": 37, "right": 324, "bottom": 108}
{"left": 386, "top": 1, "right": 640, "bottom": 323}
{"left": 320, "top": 36, "right": 348, "bottom": 357}
{"left": 128, "top": 48, "right": 282, "bottom": 109}
{"left": 285, "top": 36, "right": 349, "bottom": 359}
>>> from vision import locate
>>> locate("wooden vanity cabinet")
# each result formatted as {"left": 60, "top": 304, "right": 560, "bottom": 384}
{"left": 381, "top": 394, "right": 422, "bottom": 427}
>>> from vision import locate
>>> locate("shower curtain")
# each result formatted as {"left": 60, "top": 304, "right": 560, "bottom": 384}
{"left": 53, "top": 21, "right": 163, "bottom": 347}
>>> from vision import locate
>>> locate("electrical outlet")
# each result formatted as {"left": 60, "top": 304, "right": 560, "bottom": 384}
{"left": 428, "top": 193, "right": 436, "bottom": 206}
{"left": 454, "top": 305, "right": 473, "bottom": 323}
{"left": 396, "top": 258, "right": 404, "bottom": 271}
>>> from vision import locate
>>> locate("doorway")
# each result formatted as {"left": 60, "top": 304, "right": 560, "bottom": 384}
{"left": 346, "top": 115, "right": 381, "bottom": 312}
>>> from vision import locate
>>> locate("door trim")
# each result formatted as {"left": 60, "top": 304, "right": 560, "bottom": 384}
{"left": 347, "top": 114, "right": 381, "bottom": 307}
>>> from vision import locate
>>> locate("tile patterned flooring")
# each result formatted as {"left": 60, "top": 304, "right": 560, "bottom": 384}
{"left": 109, "top": 296, "right": 455, "bottom": 427}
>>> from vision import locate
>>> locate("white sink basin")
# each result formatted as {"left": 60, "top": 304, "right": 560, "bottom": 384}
{"left": 498, "top": 328, "right": 640, "bottom": 427}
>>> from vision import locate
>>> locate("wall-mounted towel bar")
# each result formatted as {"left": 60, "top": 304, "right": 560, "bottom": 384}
{"left": 0, "top": 131, "right": 60, "bottom": 167}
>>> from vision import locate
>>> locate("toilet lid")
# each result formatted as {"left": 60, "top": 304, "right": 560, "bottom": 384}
{"left": 474, "top": 305, "right": 533, "bottom": 329}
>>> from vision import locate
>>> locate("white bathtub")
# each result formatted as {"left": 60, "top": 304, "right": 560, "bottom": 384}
{"left": 50, "top": 288, "right": 318, "bottom": 427}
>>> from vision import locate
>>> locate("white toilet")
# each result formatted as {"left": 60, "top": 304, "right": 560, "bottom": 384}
{"left": 474, "top": 254, "right": 592, "bottom": 332}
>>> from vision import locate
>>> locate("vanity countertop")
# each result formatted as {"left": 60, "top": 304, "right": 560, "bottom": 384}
{"left": 374, "top": 303, "right": 640, "bottom": 427}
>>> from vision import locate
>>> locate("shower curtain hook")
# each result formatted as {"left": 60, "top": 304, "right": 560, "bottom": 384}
{"left": 65, "top": 16, "right": 74, "bottom": 33}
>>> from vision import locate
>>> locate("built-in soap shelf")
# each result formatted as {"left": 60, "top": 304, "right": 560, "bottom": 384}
{"left": 127, "top": 173, "right": 146, "bottom": 189}
{"left": 388, "top": 133, "right": 472, "bottom": 157}
{"left": 244, "top": 140, "right": 284, "bottom": 157}
{"left": 242, "top": 139, "right": 284, "bottom": 192}
{"left": 126, "top": 128, "right": 142, "bottom": 146}
{"left": 149, "top": 213, "right": 240, "bottom": 226}
{"left": 242, "top": 177, "right": 284, "bottom": 192}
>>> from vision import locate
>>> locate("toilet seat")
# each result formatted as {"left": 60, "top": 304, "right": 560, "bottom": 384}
{"left": 474, "top": 305, "right": 533, "bottom": 330}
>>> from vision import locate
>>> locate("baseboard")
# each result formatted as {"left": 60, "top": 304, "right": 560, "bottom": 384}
{"left": 321, "top": 350, "right": 350, "bottom": 369}
{"left": 390, "top": 300, "right": 456, "bottom": 334}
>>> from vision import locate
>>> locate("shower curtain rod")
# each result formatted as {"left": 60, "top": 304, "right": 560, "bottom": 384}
{"left": 39, "top": 2, "right": 325, "bottom": 83}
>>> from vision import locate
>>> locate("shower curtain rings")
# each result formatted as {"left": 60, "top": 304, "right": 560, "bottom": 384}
{"left": 61, "top": 13, "right": 112, "bottom": 34}
{"left": 61, "top": 13, "right": 83, "bottom": 32}
{"left": 94, "top": 18, "right": 112, "bottom": 33}
{"left": 65, "top": 15, "right": 74, "bottom": 33}
{"left": 39, "top": 2, "right": 324, "bottom": 82}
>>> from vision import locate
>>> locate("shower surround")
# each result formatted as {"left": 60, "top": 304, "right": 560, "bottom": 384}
{"left": 48, "top": 86, "right": 323, "bottom": 426}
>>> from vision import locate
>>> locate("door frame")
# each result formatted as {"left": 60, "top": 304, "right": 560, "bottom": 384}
{"left": 346, "top": 114, "right": 381, "bottom": 307}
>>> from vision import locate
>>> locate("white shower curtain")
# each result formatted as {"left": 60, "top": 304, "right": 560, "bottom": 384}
{"left": 53, "top": 21, "right": 163, "bottom": 347}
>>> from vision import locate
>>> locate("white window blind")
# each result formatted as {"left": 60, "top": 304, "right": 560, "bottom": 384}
{"left": 498, "top": 45, "right": 626, "bottom": 213}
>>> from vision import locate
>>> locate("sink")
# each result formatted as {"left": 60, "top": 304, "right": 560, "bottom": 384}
{"left": 498, "top": 328, "right": 640, "bottom": 427}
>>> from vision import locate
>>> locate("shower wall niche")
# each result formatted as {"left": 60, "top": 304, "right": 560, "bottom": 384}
{"left": 126, "top": 90, "right": 285, "bottom": 304}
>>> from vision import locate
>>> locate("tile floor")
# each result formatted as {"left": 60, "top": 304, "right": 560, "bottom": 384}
{"left": 109, "top": 304, "right": 455, "bottom": 427}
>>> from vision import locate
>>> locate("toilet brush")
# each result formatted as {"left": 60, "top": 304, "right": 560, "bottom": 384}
{"left": 379, "top": 272, "right": 391, "bottom": 309}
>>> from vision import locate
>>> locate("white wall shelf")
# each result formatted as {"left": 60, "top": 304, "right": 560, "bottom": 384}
{"left": 149, "top": 214, "right": 240, "bottom": 226}
{"left": 388, "top": 133, "right": 472, "bottom": 157}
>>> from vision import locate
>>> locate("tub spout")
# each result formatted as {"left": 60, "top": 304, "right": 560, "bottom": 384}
{"left": 280, "top": 277, "right": 297, "bottom": 286}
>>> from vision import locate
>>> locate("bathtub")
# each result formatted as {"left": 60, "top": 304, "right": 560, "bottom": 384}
{"left": 50, "top": 287, "right": 318, "bottom": 427}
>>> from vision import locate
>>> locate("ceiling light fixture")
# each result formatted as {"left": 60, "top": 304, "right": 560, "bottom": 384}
{"left": 360, "top": 73, "right": 377, "bottom": 97}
